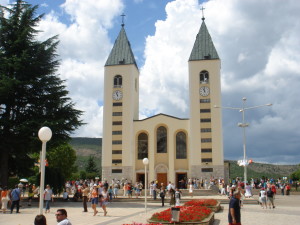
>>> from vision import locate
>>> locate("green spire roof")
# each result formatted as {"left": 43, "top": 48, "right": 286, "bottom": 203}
{"left": 189, "top": 20, "right": 219, "bottom": 61}
{"left": 105, "top": 26, "right": 137, "bottom": 67}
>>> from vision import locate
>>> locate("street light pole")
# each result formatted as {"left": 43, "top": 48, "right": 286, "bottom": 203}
{"left": 143, "top": 158, "right": 149, "bottom": 214}
{"left": 38, "top": 127, "right": 52, "bottom": 215}
{"left": 215, "top": 97, "right": 272, "bottom": 185}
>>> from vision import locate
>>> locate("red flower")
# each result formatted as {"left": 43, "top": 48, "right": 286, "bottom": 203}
{"left": 150, "top": 206, "right": 212, "bottom": 223}
{"left": 184, "top": 199, "right": 218, "bottom": 207}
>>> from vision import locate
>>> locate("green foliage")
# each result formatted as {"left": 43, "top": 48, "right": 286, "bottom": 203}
{"left": 229, "top": 160, "right": 299, "bottom": 181}
{"left": 85, "top": 155, "right": 99, "bottom": 173}
{"left": 8, "top": 177, "right": 19, "bottom": 189}
{"left": 80, "top": 170, "right": 87, "bottom": 179}
{"left": 290, "top": 169, "right": 300, "bottom": 181}
{"left": 69, "top": 137, "right": 101, "bottom": 172}
{"left": 47, "top": 143, "right": 78, "bottom": 179}
{"left": 0, "top": 0, "right": 83, "bottom": 186}
{"left": 36, "top": 167, "right": 64, "bottom": 194}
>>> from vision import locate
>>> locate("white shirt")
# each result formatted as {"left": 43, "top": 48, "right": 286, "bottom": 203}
{"left": 57, "top": 218, "right": 72, "bottom": 225}
{"left": 260, "top": 190, "right": 266, "bottom": 198}
{"left": 44, "top": 188, "right": 52, "bottom": 200}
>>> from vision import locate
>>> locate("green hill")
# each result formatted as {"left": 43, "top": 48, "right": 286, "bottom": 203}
{"left": 70, "top": 137, "right": 300, "bottom": 178}
{"left": 70, "top": 137, "right": 102, "bottom": 171}
{"left": 228, "top": 160, "right": 299, "bottom": 180}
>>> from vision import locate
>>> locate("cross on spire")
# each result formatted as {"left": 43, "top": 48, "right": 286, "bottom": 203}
{"left": 121, "top": 13, "right": 126, "bottom": 27}
{"left": 200, "top": 6, "right": 205, "bottom": 21}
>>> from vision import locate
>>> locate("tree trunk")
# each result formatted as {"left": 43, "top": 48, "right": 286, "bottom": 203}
{"left": 0, "top": 149, "right": 9, "bottom": 186}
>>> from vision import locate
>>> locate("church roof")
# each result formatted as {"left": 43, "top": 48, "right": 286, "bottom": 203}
{"left": 105, "top": 26, "right": 137, "bottom": 68}
{"left": 189, "top": 19, "right": 219, "bottom": 61}
{"left": 134, "top": 113, "right": 188, "bottom": 122}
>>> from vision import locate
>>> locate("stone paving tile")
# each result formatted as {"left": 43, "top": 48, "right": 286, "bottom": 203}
{"left": 0, "top": 195, "right": 299, "bottom": 225}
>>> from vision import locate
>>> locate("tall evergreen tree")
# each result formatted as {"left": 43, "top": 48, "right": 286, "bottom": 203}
{"left": 85, "top": 156, "right": 99, "bottom": 173}
{"left": 0, "top": 1, "right": 83, "bottom": 186}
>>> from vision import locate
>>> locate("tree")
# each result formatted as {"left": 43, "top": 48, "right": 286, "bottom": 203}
{"left": 85, "top": 156, "right": 99, "bottom": 173}
{"left": 47, "top": 143, "right": 77, "bottom": 179}
{"left": 291, "top": 166, "right": 300, "bottom": 181}
{"left": 0, "top": 1, "right": 83, "bottom": 186}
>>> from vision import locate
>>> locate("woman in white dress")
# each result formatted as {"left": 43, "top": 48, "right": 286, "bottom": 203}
{"left": 245, "top": 183, "right": 252, "bottom": 198}
{"left": 1, "top": 187, "right": 10, "bottom": 213}
{"left": 188, "top": 182, "right": 193, "bottom": 197}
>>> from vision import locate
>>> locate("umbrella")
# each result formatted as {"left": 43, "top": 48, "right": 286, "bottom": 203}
{"left": 20, "top": 178, "right": 28, "bottom": 182}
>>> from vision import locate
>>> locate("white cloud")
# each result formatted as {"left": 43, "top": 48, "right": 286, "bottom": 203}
{"left": 138, "top": 0, "right": 300, "bottom": 164}
{"left": 2, "top": 0, "right": 300, "bottom": 164}
{"left": 0, "top": 0, "right": 9, "bottom": 5}
{"left": 34, "top": 0, "right": 124, "bottom": 137}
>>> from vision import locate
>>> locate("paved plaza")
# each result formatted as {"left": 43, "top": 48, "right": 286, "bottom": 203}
{"left": 0, "top": 195, "right": 299, "bottom": 225}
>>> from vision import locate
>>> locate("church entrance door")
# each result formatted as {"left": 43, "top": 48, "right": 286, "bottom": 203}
{"left": 157, "top": 173, "right": 167, "bottom": 188}
{"left": 176, "top": 173, "right": 187, "bottom": 189}
{"left": 136, "top": 173, "right": 145, "bottom": 188}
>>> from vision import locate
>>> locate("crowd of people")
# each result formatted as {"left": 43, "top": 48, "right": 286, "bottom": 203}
{"left": 0, "top": 176, "right": 298, "bottom": 225}
{"left": 227, "top": 177, "right": 296, "bottom": 225}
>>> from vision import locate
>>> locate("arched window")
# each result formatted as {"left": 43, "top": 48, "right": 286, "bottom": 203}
{"left": 114, "top": 75, "right": 122, "bottom": 88}
{"left": 200, "top": 70, "right": 209, "bottom": 84}
{"left": 138, "top": 133, "right": 148, "bottom": 159}
{"left": 157, "top": 126, "right": 167, "bottom": 153}
{"left": 176, "top": 132, "right": 187, "bottom": 159}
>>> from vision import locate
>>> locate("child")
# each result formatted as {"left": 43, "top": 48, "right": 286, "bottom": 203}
{"left": 175, "top": 188, "right": 182, "bottom": 206}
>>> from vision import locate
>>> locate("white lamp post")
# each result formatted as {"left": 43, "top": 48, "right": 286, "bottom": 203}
{"left": 215, "top": 97, "right": 272, "bottom": 185}
{"left": 143, "top": 158, "right": 149, "bottom": 214}
{"left": 38, "top": 127, "right": 52, "bottom": 215}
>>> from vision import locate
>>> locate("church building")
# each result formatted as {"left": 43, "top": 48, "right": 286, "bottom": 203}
{"left": 102, "top": 16, "right": 225, "bottom": 186}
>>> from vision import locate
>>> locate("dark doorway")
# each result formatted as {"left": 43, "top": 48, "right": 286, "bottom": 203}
{"left": 136, "top": 173, "right": 145, "bottom": 187}
{"left": 176, "top": 173, "right": 187, "bottom": 189}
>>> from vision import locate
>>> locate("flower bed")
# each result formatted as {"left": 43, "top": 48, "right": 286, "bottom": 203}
{"left": 184, "top": 199, "right": 220, "bottom": 212}
{"left": 123, "top": 223, "right": 163, "bottom": 225}
{"left": 184, "top": 199, "right": 218, "bottom": 207}
{"left": 149, "top": 206, "right": 212, "bottom": 223}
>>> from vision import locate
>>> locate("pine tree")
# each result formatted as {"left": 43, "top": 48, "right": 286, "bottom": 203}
{"left": 85, "top": 156, "right": 99, "bottom": 173}
{"left": 0, "top": 0, "right": 83, "bottom": 186}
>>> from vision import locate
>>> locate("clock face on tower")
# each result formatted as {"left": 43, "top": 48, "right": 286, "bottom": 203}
{"left": 112, "top": 90, "right": 123, "bottom": 100}
{"left": 199, "top": 86, "right": 210, "bottom": 97}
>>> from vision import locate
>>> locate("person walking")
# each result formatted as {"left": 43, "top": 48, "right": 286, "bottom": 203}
{"left": 228, "top": 190, "right": 241, "bottom": 225}
{"left": 100, "top": 188, "right": 108, "bottom": 216}
{"left": 44, "top": 185, "right": 53, "bottom": 213}
{"left": 28, "top": 185, "right": 34, "bottom": 206}
{"left": 82, "top": 183, "right": 89, "bottom": 212}
{"left": 169, "top": 188, "right": 175, "bottom": 207}
{"left": 259, "top": 187, "right": 267, "bottom": 209}
{"left": 113, "top": 182, "right": 119, "bottom": 198}
{"left": 1, "top": 187, "right": 10, "bottom": 213}
{"left": 266, "top": 188, "right": 275, "bottom": 209}
{"left": 90, "top": 184, "right": 99, "bottom": 216}
{"left": 159, "top": 187, "right": 166, "bottom": 207}
{"left": 10, "top": 185, "right": 21, "bottom": 214}
{"left": 56, "top": 209, "right": 72, "bottom": 225}
{"left": 153, "top": 181, "right": 157, "bottom": 200}
{"left": 285, "top": 183, "right": 291, "bottom": 195}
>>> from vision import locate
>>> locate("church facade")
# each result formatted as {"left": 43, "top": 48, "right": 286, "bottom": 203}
{"left": 102, "top": 18, "right": 225, "bottom": 186}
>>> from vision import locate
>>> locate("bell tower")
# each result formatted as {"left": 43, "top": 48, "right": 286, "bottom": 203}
{"left": 102, "top": 23, "right": 139, "bottom": 180}
{"left": 188, "top": 16, "right": 224, "bottom": 178}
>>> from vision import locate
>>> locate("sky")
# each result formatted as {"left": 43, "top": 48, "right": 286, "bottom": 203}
{"left": 1, "top": 0, "right": 300, "bottom": 165}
